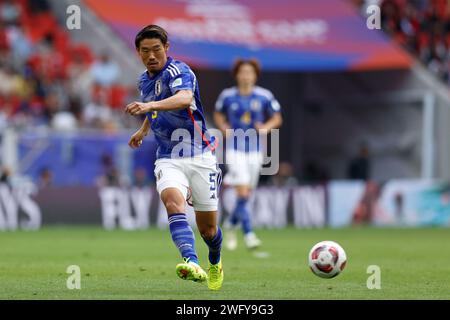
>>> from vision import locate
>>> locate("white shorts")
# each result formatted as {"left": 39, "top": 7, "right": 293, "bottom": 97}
{"left": 223, "top": 150, "right": 263, "bottom": 188}
{"left": 154, "top": 151, "right": 221, "bottom": 212}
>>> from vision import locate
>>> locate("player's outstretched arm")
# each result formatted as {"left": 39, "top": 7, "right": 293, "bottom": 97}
{"left": 125, "top": 90, "right": 193, "bottom": 115}
{"left": 128, "top": 117, "right": 150, "bottom": 149}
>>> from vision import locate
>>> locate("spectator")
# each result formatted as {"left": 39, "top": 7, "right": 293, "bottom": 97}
{"left": 0, "top": 166, "right": 12, "bottom": 186}
{"left": 347, "top": 143, "right": 371, "bottom": 180}
{"left": 133, "top": 167, "right": 152, "bottom": 187}
{"left": 96, "top": 153, "right": 129, "bottom": 187}
{"left": 67, "top": 54, "right": 94, "bottom": 105}
{"left": 303, "top": 160, "right": 330, "bottom": 183}
{"left": 0, "top": 64, "right": 23, "bottom": 96}
{"left": 38, "top": 167, "right": 53, "bottom": 188}
{"left": 5, "top": 24, "right": 33, "bottom": 68}
{"left": 353, "top": 0, "right": 450, "bottom": 84}
{"left": 82, "top": 91, "right": 115, "bottom": 130}
{"left": 42, "top": 91, "right": 60, "bottom": 125}
{"left": 28, "top": 33, "right": 65, "bottom": 81}
{"left": 27, "top": 0, "right": 50, "bottom": 13}
{"left": 51, "top": 111, "right": 78, "bottom": 132}
{"left": 0, "top": 104, "right": 7, "bottom": 132}
{"left": 0, "top": 0, "right": 21, "bottom": 25}
{"left": 0, "top": 0, "right": 141, "bottom": 133}
{"left": 90, "top": 53, "right": 120, "bottom": 86}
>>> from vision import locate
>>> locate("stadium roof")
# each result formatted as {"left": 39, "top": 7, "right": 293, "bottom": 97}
{"left": 85, "top": 0, "right": 412, "bottom": 71}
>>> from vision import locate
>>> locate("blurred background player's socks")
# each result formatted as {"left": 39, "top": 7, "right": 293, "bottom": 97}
{"left": 229, "top": 204, "right": 240, "bottom": 226}
{"left": 233, "top": 197, "right": 252, "bottom": 235}
{"left": 202, "top": 227, "right": 222, "bottom": 264}
{"left": 168, "top": 214, "right": 199, "bottom": 264}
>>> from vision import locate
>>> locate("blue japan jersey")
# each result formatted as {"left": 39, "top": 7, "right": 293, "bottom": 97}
{"left": 139, "top": 57, "right": 213, "bottom": 159}
{"left": 215, "top": 86, "right": 281, "bottom": 152}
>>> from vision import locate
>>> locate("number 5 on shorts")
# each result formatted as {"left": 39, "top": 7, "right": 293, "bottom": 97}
{"left": 209, "top": 173, "right": 216, "bottom": 191}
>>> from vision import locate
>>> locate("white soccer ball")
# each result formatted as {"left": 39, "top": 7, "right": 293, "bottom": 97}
{"left": 308, "top": 241, "right": 347, "bottom": 279}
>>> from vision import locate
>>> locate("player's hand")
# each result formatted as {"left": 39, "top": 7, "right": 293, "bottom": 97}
{"left": 254, "top": 122, "right": 269, "bottom": 134}
{"left": 125, "top": 101, "right": 153, "bottom": 115}
{"left": 128, "top": 130, "right": 147, "bottom": 149}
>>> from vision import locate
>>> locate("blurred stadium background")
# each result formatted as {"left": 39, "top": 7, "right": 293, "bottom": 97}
{"left": 0, "top": 0, "right": 449, "bottom": 231}
{"left": 1, "top": 0, "right": 450, "bottom": 301}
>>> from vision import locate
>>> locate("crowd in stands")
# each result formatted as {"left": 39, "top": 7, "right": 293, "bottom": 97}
{"left": 0, "top": 0, "right": 138, "bottom": 134}
{"left": 353, "top": 0, "right": 450, "bottom": 84}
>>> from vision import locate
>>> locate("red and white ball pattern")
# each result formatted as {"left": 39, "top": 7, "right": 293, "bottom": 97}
{"left": 308, "top": 241, "right": 347, "bottom": 278}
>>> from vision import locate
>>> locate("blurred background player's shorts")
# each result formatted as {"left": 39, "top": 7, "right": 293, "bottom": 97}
{"left": 224, "top": 150, "right": 263, "bottom": 188}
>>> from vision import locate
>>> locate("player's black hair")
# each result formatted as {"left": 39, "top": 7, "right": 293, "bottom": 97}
{"left": 135, "top": 24, "right": 168, "bottom": 49}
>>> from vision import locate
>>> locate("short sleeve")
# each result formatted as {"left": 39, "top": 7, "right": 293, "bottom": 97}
{"left": 137, "top": 77, "right": 144, "bottom": 102}
{"left": 169, "top": 70, "right": 194, "bottom": 95}
{"left": 215, "top": 90, "right": 229, "bottom": 113}
{"left": 264, "top": 91, "right": 281, "bottom": 117}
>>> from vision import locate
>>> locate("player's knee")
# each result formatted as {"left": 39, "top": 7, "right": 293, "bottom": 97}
{"left": 236, "top": 185, "right": 251, "bottom": 198}
{"left": 164, "top": 200, "right": 185, "bottom": 214}
{"left": 199, "top": 225, "right": 217, "bottom": 240}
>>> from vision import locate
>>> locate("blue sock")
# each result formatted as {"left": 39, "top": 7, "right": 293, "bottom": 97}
{"left": 234, "top": 197, "right": 252, "bottom": 235}
{"left": 230, "top": 196, "right": 247, "bottom": 226}
{"left": 229, "top": 206, "right": 240, "bottom": 226}
{"left": 202, "top": 227, "right": 222, "bottom": 264}
{"left": 168, "top": 213, "right": 199, "bottom": 264}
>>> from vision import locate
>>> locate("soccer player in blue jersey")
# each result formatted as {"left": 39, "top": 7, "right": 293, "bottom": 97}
{"left": 214, "top": 59, "right": 282, "bottom": 250}
{"left": 125, "top": 25, "right": 223, "bottom": 290}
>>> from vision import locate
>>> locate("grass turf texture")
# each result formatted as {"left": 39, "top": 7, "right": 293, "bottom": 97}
{"left": 0, "top": 227, "right": 449, "bottom": 299}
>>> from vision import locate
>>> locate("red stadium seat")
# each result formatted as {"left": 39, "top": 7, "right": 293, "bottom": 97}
{"left": 109, "top": 85, "right": 128, "bottom": 109}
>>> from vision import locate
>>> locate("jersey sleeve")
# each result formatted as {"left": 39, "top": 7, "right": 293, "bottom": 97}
{"left": 264, "top": 91, "right": 281, "bottom": 117}
{"left": 137, "top": 75, "right": 145, "bottom": 102}
{"left": 215, "top": 90, "right": 228, "bottom": 113}
{"left": 169, "top": 66, "right": 194, "bottom": 95}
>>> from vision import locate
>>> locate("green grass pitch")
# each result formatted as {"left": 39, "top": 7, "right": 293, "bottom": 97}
{"left": 0, "top": 227, "right": 449, "bottom": 299}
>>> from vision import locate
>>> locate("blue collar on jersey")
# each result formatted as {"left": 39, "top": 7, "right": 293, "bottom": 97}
{"left": 146, "top": 56, "right": 173, "bottom": 80}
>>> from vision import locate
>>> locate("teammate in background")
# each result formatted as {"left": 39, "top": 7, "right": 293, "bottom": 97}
{"left": 214, "top": 59, "right": 282, "bottom": 250}
{"left": 125, "top": 25, "right": 223, "bottom": 290}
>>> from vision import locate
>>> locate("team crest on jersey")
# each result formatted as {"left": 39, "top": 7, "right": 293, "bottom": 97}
{"left": 155, "top": 80, "right": 162, "bottom": 96}
{"left": 251, "top": 99, "right": 261, "bottom": 111}
{"left": 231, "top": 103, "right": 239, "bottom": 111}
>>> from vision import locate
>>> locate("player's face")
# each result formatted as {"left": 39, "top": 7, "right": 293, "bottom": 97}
{"left": 236, "top": 63, "right": 257, "bottom": 88}
{"left": 138, "top": 38, "right": 169, "bottom": 74}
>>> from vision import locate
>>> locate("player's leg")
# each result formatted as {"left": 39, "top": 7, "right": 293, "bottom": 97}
{"left": 223, "top": 151, "right": 252, "bottom": 250}
{"left": 195, "top": 211, "right": 222, "bottom": 265}
{"left": 161, "top": 188, "right": 197, "bottom": 263}
{"left": 234, "top": 184, "right": 261, "bottom": 249}
{"left": 230, "top": 151, "right": 262, "bottom": 249}
{"left": 195, "top": 210, "right": 223, "bottom": 290}
{"left": 222, "top": 184, "right": 239, "bottom": 250}
{"left": 241, "top": 152, "right": 264, "bottom": 249}
{"left": 155, "top": 160, "right": 206, "bottom": 282}
{"left": 188, "top": 153, "right": 224, "bottom": 290}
